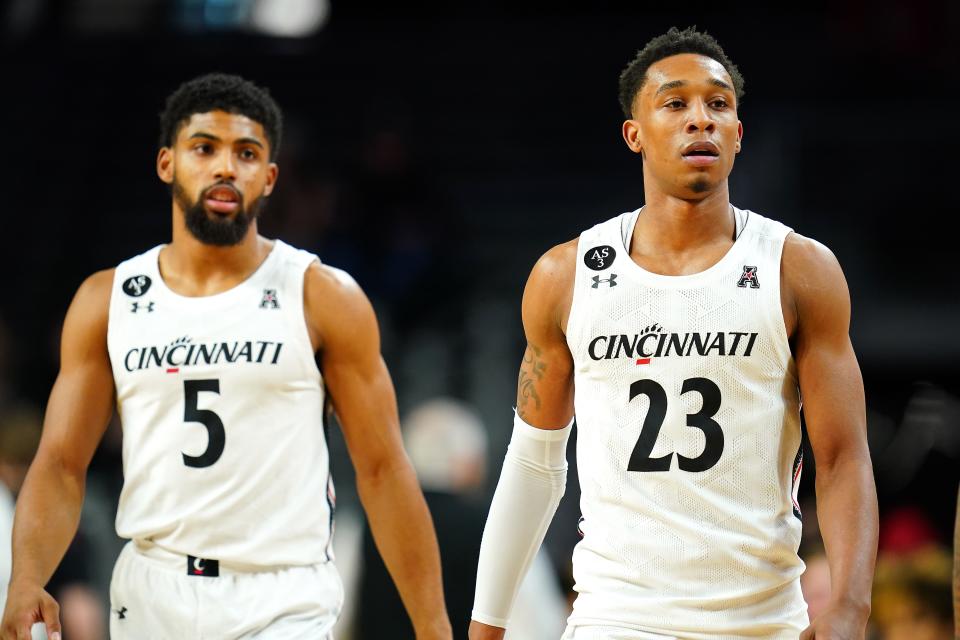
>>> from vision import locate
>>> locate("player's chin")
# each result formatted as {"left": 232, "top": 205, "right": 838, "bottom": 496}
{"left": 203, "top": 205, "right": 243, "bottom": 220}
{"left": 682, "top": 178, "right": 718, "bottom": 196}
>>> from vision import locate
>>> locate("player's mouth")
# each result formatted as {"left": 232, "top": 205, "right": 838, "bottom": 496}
{"left": 681, "top": 141, "right": 720, "bottom": 166}
{"left": 203, "top": 184, "right": 242, "bottom": 215}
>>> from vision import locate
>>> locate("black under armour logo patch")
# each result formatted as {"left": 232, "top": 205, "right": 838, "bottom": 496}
{"left": 737, "top": 266, "right": 759, "bottom": 289}
{"left": 130, "top": 301, "right": 155, "bottom": 313}
{"left": 114, "top": 606, "right": 127, "bottom": 619}
{"left": 260, "top": 289, "right": 280, "bottom": 309}
{"left": 187, "top": 555, "right": 219, "bottom": 577}
{"left": 591, "top": 274, "right": 617, "bottom": 288}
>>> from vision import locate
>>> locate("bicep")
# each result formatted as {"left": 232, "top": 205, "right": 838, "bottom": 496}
{"left": 36, "top": 272, "right": 116, "bottom": 476}
{"left": 312, "top": 271, "right": 404, "bottom": 476}
{"left": 789, "top": 242, "right": 867, "bottom": 467}
{"left": 516, "top": 247, "right": 576, "bottom": 429}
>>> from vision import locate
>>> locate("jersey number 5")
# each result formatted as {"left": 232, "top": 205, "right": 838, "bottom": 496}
{"left": 627, "top": 377, "right": 723, "bottom": 473}
{"left": 182, "top": 379, "right": 225, "bottom": 468}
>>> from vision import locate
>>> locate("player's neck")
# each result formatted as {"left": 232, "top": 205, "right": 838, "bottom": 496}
{"left": 162, "top": 218, "right": 273, "bottom": 296}
{"left": 635, "top": 184, "right": 734, "bottom": 255}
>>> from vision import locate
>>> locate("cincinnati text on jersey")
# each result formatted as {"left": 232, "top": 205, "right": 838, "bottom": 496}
{"left": 123, "top": 337, "right": 284, "bottom": 372}
{"left": 587, "top": 329, "right": 759, "bottom": 361}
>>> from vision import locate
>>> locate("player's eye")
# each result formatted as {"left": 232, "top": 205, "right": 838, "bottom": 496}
{"left": 665, "top": 99, "right": 685, "bottom": 109}
{"left": 239, "top": 148, "right": 258, "bottom": 160}
{"left": 194, "top": 143, "right": 212, "bottom": 154}
{"left": 710, "top": 99, "right": 729, "bottom": 109}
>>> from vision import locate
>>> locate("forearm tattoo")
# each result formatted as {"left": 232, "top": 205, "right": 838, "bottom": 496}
{"left": 517, "top": 343, "right": 547, "bottom": 419}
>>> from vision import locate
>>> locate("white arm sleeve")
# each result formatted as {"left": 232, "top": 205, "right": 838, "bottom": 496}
{"left": 471, "top": 410, "right": 572, "bottom": 628}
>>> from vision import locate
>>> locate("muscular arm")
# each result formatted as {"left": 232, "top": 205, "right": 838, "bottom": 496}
{"left": 783, "top": 235, "right": 878, "bottom": 637}
{"left": 516, "top": 241, "right": 577, "bottom": 428}
{"left": 470, "top": 241, "right": 577, "bottom": 640}
{"left": 2, "top": 271, "right": 115, "bottom": 640}
{"left": 304, "top": 264, "right": 450, "bottom": 640}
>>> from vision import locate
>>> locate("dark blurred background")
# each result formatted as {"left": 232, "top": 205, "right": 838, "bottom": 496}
{"left": 1, "top": 1, "right": 958, "bottom": 638}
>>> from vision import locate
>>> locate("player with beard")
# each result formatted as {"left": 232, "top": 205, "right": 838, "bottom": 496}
{"left": 470, "top": 28, "right": 878, "bottom": 639}
{"left": 1, "top": 74, "right": 452, "bottom": 640}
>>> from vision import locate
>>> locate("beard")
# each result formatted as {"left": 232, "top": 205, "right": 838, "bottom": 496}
{"left": 173, "top": 178, "right": 266, "bottom": 246}
{"left": 688, "top": 177, "right": 712, "bottom": 194}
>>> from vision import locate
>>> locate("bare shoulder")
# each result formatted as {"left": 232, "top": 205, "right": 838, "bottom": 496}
{"left": 303, "top": 262, "right": 376, "bottom": 351}
{"left": 783, "top": 232, "right": 843, "bottom": 274}
{"left": 60, "top": 268, "right": 115, "bottom": 355}
{"left": 77, "top": 268, "right": 116, "bottom": 303}
{"left": 524, "top": 238, "right": 579, "bottom": 334}
{"left": 782, "top": 232, "right": 848, "bottom": 296}
{"left": 70, "top": 268, "right": 115, "bottom": 323}
{"left": 304, "top": 261, "right": 364, "bottom": 302}
{"left": 782, "top": 232, "right": 850, "bottom": 332}
{"left": 528, "top": 238, "right": 578, "bottom": 287}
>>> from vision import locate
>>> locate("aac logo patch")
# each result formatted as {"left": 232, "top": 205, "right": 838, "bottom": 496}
{"left": 737, "top": 266, "right": 760, "bottom": 289}
{"left": 122, "top": 275, "right": 152, "bottom": 297}
{"left": 584, "top": 245, "right": 616, "bottom": 271}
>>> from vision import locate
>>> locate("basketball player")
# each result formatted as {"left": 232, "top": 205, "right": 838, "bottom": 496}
{"left": 470, "top": 28, "right": 878, "bottom": 640}
{"left": 1, "top": 74, "right": 452, "bottom": 640}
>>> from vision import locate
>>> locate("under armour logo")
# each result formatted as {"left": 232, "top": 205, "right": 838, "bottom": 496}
{"left": 130, "top": 301, "right": 155, "bottom": 313}
{"left": 114, "top": 606, "right": 127, "bottom": 620}
{"left": 591, "top": 274, "right": 617, "bottom": 288}
{"left": 737, "top": 265, "right": 760, "bottom": 289}
{"left": 260, "top": 289, "right": 280, "bottom": 309}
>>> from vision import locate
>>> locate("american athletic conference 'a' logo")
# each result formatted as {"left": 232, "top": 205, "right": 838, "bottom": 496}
{"left": 737, "top": 265, "right": 759, "bottom": 289}
{"left": 260, "top": 289, "right": 280, "bottom": 309}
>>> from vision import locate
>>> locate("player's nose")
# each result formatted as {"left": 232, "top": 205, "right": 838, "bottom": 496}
{"left": 685, "top": 100, "right": 716, "bottom": 134}
{"left": 212, "top": 149, "right": 237, "bottom": 181}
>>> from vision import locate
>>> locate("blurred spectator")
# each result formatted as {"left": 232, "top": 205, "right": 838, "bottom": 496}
{"left": 1, "top": 405, "right": 43, "bottom": 613}
{"left": 879, "top": 505, "right": 941, "bottom": 555}
{"left": 0, "top": 406, "right": 107, "bottom": 640}
{"left": 871, "top": 545, "right": 953, "bottom": 640}
{"left": 353, "top": 398, "right": 566, "bottom": 639}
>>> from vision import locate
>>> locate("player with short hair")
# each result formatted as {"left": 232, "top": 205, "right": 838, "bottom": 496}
{"left": 470, "top": 27, "right": 878, "bottom": 640}
{"left": 1, "top": 73, "right": 452, "bottom": 640}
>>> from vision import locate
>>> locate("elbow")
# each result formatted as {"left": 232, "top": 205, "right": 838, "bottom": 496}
{"left": 355, "top": 451, "right": 414, "bottom": 491}
{"left": 30, "top": 447, "right": 88, "bottom": 496}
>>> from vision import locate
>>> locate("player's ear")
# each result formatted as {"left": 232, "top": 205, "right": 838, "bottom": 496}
{"left": 157, "top": 147, "right": 174, "bottom": 185}
{"left": 263, "top": 162, "right": 279, "bottom": 197}
{"left": 735, "top": 120, "right": 743, "bottom": 154}
{"left": 622, "top": 119, "right": 643, "bottom": 155}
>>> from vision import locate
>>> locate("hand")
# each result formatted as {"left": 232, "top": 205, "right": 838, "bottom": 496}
{"left": 0, "top": 582, "right": 62, "bottom": 640}
{"left": 469, "top": 620, "right": 506, "bottom": 640}
{"left": 800, "top": 603, "right": 869, "bottom": 640}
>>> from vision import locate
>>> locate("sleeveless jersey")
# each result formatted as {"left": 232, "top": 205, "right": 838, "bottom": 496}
{"left": 565, "top": 207, "right": 807, "bottom": 637}
{"left": 107, "top": 240, "right": 335, "bottom": 568}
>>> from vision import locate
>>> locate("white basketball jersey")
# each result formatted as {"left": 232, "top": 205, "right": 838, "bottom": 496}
{"left": 565, "top": 207, "right": 808, "bottom": 637}
{"left": 107, "top": 240, "right": 335, "bottom": 568}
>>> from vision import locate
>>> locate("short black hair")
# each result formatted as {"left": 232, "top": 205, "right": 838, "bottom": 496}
{"left": 618, "top": 27, "right": 745, "bottom": 119}
{"left": 159, "top": 73, "right": 283, "bottom": 161}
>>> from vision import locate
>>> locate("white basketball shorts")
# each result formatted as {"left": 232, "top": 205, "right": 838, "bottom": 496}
{"left": 562, "top": 626, "right": 678, "bottom": 640}
{"left": 109, "top": 541, "right": 342, "bottom": 639}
